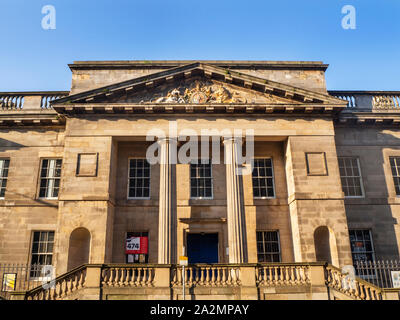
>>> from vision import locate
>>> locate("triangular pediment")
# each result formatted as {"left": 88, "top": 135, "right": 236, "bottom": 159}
{"left": 52, "top": 62, "right": 348, "bottom": 114}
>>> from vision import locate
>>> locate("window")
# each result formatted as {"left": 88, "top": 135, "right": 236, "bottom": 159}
{"left": 30, "top": 231, "right": 55, "bottom": 277}
{"left": 252, "top": 159, "right": 275, "bottom": 198}
{"left": 128, "top": 159, "right": 150, "bottom": 199}
{"left": 338, "top": 157, "right": 364, "bottom": 197}
{"left": 39, "top": 159, "right": 62, "bottom": 199}
{"left": 0, "top": 159, "right": 10, "bottom": 198}
{"left": 390, "top": 157, "right": 400, "bottom": 196}
{"left": 190, "top": 160, "right": 213, "bottom": 199}
{"left": 256, "top": 231, "right": 281, "bottom": 262}
{"left": 349, "top": 229, "right": 375, "bottom": 263}
{"left": 126, "top": 232, "right": 149, "bottom": 263}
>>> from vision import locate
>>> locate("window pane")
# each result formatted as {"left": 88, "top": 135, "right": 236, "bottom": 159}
{"left": 39, "top": 159, "right": 62, "bottom": 199}
{"left": 128, "top": 159, "right": 151, "bottom": 199}
{"left": 190, "top": 161, "right": 212, "bottom": 198}
{"left": 349, "top": 229, "right": 375, "bottom": 263}
{"left": 256, "top": 231, "right": 281, "bottom": 263}
{"left": 390, "top": 157, "right": 400, "bottom": 196}
{"left": 338, "top": 157, "right": 363, "bottom": 197}
{"left": 252, "top": 159, "right": 275, "bottom": 198}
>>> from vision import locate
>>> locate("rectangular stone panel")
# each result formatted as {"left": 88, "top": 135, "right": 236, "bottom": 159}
{"left": 305, "top": 152, "right": 327, "bottom": 176}
{"left": 76, "top": 153, "right": 98, "bottom": 177}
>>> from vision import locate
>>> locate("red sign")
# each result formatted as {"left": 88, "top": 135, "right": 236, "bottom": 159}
{"left": 126, "top": 237, "right": 148, "bottom": 254}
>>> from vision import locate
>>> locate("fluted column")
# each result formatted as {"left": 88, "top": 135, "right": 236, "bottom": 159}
{"left": 157, "top": 137, "right": 176, "bottom": 264}
{"left": 223, "top": 137, "right": 248, "bottom": 263}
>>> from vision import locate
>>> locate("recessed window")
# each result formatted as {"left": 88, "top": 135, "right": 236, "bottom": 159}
{"left": 0, "top": 159, "right": 10, "bottom": 199}
{"left": 30, "top": 231, "right": 55, "bottom": 277}
{"left": 338, "top": 157, "right": 364, "bottom": 197}
{"left": 389, "top": 157, "right": 400, "bottom": 196}
{"left": 39, "top": 159, "right": 62, "bottom": 199}
{"left": 349, "top": 229, "right": 375, "bottom": 263}
{"left": 190, "top": 159, "right": 213, "bottom": 199}
{"left": 128, "top": 159, "right": 150, "bottom": 199}
{"left": 252, "top": 159, "right": 275, "bottom": 198}
{"left": 256, "top": 231, "right": 281, "bottom": 262}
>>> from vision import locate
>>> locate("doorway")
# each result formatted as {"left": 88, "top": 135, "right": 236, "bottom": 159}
{"left": 187, "top": 233, "right": 218, "bottom": 263}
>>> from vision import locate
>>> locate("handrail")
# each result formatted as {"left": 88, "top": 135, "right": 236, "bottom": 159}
{"left": 20, "top": 262, "right": 390, "bottom": 300}
{"left": 325, "top": 264, "right": 383, "bottom": 300}
{"left": 25, "top": 264, "right": 88, "bottom": 300}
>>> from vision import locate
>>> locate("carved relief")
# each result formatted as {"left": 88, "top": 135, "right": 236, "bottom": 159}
{"left": 152, "top": 80, "right": 247, "bottom": 104}
{"left": 110, "top": 78, "right": 292, "bottom": 104}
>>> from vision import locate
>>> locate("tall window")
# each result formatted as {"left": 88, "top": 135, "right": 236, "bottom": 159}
{"left": 190, "top": 160, "right": 213, "bottom": 199}
{"left": 0, "top": 159, "right": 10, "bottom": 199}
{"left": 128, "top": 159, "right": 150, "bottom": 199}
{"left": 338, "top": 157, "right": 364, "bottom": 197}
{"left": 30, "top": 231, "right": 55, "bottom": 277}
{"left": 39, "top": 159, "right": 62, "bottom": 199}
{"left": 252, "top": 159, "right": 275, "bottom": 198}
{"left": 256, "top": 231, "right": 281, "bottom": 262}
{"left": 349, "top": 229, "right": 375, "bottom": 263}
{"left": 126, "top": 231, "right": 149, "bottom": 263}
{"left": 389, "top": 157, "right": 400, "bottom": 196}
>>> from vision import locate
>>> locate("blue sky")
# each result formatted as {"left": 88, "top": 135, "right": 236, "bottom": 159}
{"left": 0, "top": 0, "right": 399, "bottom": 92}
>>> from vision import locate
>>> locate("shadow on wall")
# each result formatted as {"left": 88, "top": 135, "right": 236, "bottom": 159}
{"left": 335, "top": 129, "right": 400, "bottom": 261}
{"left": 314, "top": 226, "right": 339, "bottom": 266}
{"left": 67, "top": 227, "right": 91, "bottom": 271}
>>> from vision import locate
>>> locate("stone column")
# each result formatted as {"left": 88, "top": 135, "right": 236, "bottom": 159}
{"left": 223, "top": 137, "right": 248, "bottom": 263}
{"left": 157, "top": 138, "right": 176, "bottom": 264}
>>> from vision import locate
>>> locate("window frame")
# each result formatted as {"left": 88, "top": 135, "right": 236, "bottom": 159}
{"left": 349, "top": 229, "right": 376, "bottom": 263}
{"left": 252, "top": 157, "right": 276, "bottom": 200}
{"left": 127, "top": 158, "right": 151, "bottom": 200}
{"left": 338, "top": 156, "right": 365, "bottom": 198}
{"left": 29, "top": 230, "right": 55, "bottom": 280}
{"left": 256, "top": 230, "right": 282, "bottom": 263}
{"left": 37, "top": 158, "right": 62, "bottom": 200}
{"left": 0, "top": 158, "right": 10, "bottom": 200}
{"left": 389, "top": 156, "right": 400, "bottom": 197}
{"left": 189, "top": 159, "right": 214, "bottom": 200}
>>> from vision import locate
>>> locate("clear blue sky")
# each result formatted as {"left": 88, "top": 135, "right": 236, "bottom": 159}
{"left": 0, "top": 0, "right": 399, "bottom": 92}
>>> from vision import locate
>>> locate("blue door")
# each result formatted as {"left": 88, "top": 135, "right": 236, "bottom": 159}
{"left": 187, "top": 233, "right": 218, "bottom": 264}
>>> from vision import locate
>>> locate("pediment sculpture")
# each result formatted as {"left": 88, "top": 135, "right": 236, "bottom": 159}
{"left": 150, "top": 81, "right": 247, "bottom": 104}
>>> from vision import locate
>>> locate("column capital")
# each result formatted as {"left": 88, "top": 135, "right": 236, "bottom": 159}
{"left": 222, "top": 136, "right": 243, "bottom": 145}
{"left": 156, "top": 137, "right": 178, "bottom": 144}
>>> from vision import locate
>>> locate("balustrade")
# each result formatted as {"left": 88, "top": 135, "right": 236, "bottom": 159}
{"left": 325, "top": 265, "right": 382, "bottom": 300}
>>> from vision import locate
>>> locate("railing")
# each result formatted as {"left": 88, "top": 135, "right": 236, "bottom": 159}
{"left": 354, "top": 260, "right": 400, "bottom": 289}
{"left": 2, "top": 263, "right": 397, "bottom": 300}
{"left": 329, "top": 91, "right": 400, "bottom": 111}
{"left": 256, "top": 264, "right": 310, "bottom": 286}
{"left": 0, "top": 264, "right": 46, "bottom": 299}
{"left": 101, "top": 265, "right": 155, "bottom": 287}
{"left": 25, "top": 265, "right": 87, "bottom": 300}
{"left": 0, "top": 92, "right": 69, "bottom": 110}
{"left": 373, "top": 95, "right": 400, "bottom": 110}
{"left": 171, "top": 264, "right": 241, "bottom": 287}
{"left": 325, "top": 265, "right": 382, "bottom": 300}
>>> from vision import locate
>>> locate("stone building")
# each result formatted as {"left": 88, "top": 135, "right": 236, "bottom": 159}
{"left": 0, "top": 60, "right": 399, "bottom": 300}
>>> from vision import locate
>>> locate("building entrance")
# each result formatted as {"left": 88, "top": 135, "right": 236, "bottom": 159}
{"left": 187, "top": 233, "right": 218, "bottom": 263}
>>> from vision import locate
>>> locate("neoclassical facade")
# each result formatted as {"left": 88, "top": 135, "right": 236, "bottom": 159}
{"left": 0, "top": 60, "right": 399, "bottom": 300}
